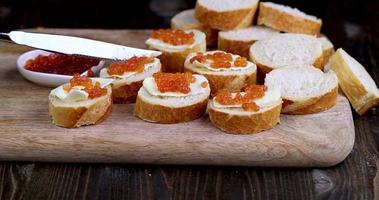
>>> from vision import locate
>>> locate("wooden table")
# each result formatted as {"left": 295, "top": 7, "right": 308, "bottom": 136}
{"left": 0, "top": 28, "right": 378, "bottom": 199}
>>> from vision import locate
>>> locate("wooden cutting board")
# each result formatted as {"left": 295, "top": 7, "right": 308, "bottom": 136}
{"left": 0, "top": 29, "right": 355, "bottom": 167}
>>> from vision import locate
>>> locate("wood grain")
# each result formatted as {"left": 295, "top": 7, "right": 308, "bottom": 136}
{"left": 0, "top": 29, "right": 354, "bottom": 167}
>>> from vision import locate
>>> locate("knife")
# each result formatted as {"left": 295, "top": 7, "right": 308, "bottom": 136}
{"left": 0, "top": 31, "right": 161, "bottom": 60}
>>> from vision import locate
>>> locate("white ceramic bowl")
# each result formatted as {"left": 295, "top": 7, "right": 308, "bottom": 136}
{"left": 17, "top": 50, "right": 105, "bottom": 87}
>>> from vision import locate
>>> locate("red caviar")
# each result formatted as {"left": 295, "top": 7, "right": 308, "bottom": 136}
{"left": 153, "top": 72, "right": 195, "bottom": 94}
{"left": 151, "top": 29, "right": 194, "bottom": 46}
{"left": 25, "top": 54, "right": 100, "bottom": 75}
{"left": 190, "top": 52, "right": 248, "bottom": 69}
{"left": 107, "top": 56, "right": 155, "bottom": 75}
{"left": 64, "top": 74, "right": 107, "bottom": 99}
{"left": 215, "top": 85, "right": 267, "bottom": 111}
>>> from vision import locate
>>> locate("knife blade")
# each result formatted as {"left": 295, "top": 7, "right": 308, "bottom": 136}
{"left": 0, "top": 31, "right": 161, "bottom": 60}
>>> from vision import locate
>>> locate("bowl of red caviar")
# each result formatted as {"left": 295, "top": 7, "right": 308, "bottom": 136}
{"left": 17, "top": 50, "right": 105, "bottom": 87}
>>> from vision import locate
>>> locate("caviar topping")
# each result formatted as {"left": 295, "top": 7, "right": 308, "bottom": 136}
{"left": 107, "top": 56, "right": 155, "bottom": 76}
{"left": 153, "top": 72, "right": 195, "bottom": 94}
{"left": 25, "top": 54, "right": 100, "bottom": 75}
{"left": 151, "top": 29, "right": 195, "bottom": 46}
{"left": 215, "top": 85, "right": 268, "bottom": 111}
{"left": 64, "top": 74, "right": 107, "bottom": 99}
{"left": 190, "top": 52, "right": 248, "bottom": 69}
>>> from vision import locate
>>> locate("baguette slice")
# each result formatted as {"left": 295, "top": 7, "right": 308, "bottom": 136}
{"left": 146, "top": 29, "right": 206, "bottom": 73}
{"left": 134, "top": 74, "right": 211, "bottom": 124}
{"left": 195, "top": 0, "right": 259, "bottom": 30}
{"left": 257, "top": 2, "right": 322, "bottom": 35}
{"left": 49, "top": 84, "right": 113, "bottom": 128}
{"left": 265, "top": 66, "right": 338, "bottom": 114}
{"left": 218, "top": 26, "right": 279, "bottom": 57}
{"left": 184, "top": 51, "right": 257, "bottom": 96}
{"left": 250, "top": 33, "right": 323, "bottom": 75}
{"left": 171, "top": 9, "right": 218, "bottom": 46}
{"left": 318, "top": 35, "right": 335, "bottom": 67}
{"left": 330, "top": 48, "right": 379, "bottom": 115}
{"left": 208, "top": 86, "right": 282, "bottom": 134}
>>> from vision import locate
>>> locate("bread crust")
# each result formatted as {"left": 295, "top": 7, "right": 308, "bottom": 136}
{"left": 147, "top": 41, "right": 206, "bottom": 73}
{"left": 184, "top": 67, "right": 257, "bottom": 96}
{"left": 208, "top": 102, "right": 282, "bottom": 134}
{"left": 134, "top": 96, "right": 208, "bottom": 124}
{"left": 49, "top": 86, "right": 113, "bottom": 128}
{"left": 218, "top": 36, "right": 255, "bottom": 58}
{"left": 283, "top": 87, "right": 338, "bottom": 115}
{"left": 330, "top": 50, "right": 379, "bottom": 115}
{"left": 257, "top": 3, "right": 321, "bottom": 35}
{"left": 195, "top": 2, "right": 258, "bottom": 30}
{"left": 112, "top": 81, "right": 143, "bottom": 104}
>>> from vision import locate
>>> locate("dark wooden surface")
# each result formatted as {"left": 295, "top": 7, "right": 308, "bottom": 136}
{"left": 1, "top": 1, "right": 379, "bottom": 199}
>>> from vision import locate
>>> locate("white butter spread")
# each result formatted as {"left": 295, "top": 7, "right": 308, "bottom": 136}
{"left": 50, "top": 78, "right": 113, "bottom": 102}
{"left": 213, "top": 87, "right": 281, "bottom": 109}
{"left": 145, "top": 30, "right": 205, "bottom": 52}
{"left": 143, "top": 74, "right": 209, "bottom": 97}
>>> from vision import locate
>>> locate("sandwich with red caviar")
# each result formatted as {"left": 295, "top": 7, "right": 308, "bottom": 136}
{"left": 134, "top": 72, "right": 210, "bottom": 123}
{"left": 184, "top": 50, "right": 256, "bottom": 96}
{"left": 49, "top": 74, "right": 113, "bottom": 128}
{"left": 100, "top": 56, "right": 161, "bottom": 103}
{"left": 145, "top": 29, "right": 206, "bottom": 73}
{"left": 208, "top": 85, "right": 282, "bottom": 134}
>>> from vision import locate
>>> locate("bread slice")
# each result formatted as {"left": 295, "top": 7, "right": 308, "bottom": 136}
{"left": 257, "top": 2, "right": 322, "bottom": 35}
{"left": 134, "top": 74, "right": 211, "bottom": 124}
{"left": 184, "top": 51, "right": 257, "bottom": 96}
{"left": 249, "top": 33, "right": 324, "bottom": 76}
{"left": 49, "top": 85, "right": 113, "bottom": 128}
{"left": 318, "top": 35, "right": 335, "bottom": 67}
{"left": 218, "top": 26, "right": 279, "bottom": 57}
{"left": 146, "top": 29, "right": 206, "bottom": 73}
{"left": 195, "top": 0, "right": 259, "bottom": 30}
{"left": 265, "top": 65, "right": 338, "bottom": 114}
{"left": 330, "top": 48, "right": 379, "bottom": 115}
{"left": 171, "top": 9, "right": 218, "bottom": 46}
{"left": 208, "top": 86, "right": 282, "bottom": 134}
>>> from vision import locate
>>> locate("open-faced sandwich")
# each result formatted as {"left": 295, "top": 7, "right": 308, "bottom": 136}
{"left": 134, "top": 72, "right": 210, "bottom": 123}
{"left": 100, "top": 56, "right": 161, "bottom": 103}
{"left": 265, "top": 65, "right": 338, "bottom": 114}
{"left": 208, "top": 84, "right": 282, "bottom": 134}
{"left": 184, "top": 50, "right": 257, "bottom": 96}
{"left": 146, "top": 29, "right": 206, "bottom": 73}
{"left": 49, "top": 74, "right": 113, "bottom": 128}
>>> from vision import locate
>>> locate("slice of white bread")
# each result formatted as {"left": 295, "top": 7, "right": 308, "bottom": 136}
{"left": 134, "top": 74, "right": 211, "bottom": 124}
{"left": 184, "top": 51, "right": 257, "bottom": 96}
{"left": 249, "top": 33, "right": 324, "bottom": 75}
{"left": 49, "top": 85, "right": 113, "bottom": 128}
{"left": 330, "top": 48, "right": 379, "bottom": 115}
{"left": 257, "top": 2, "right": 322, "bottom": 35}
{"left": 318, "top": 35, "right": 335, "bottom": 67}
{"left": 265, "top": 66, "right": 338, "bottom": 114}
{"left": 171, "top": 9, "right": 218, "bottom": 46}
{"left": 146, "top": 29, "right": 206, "bottom": 73}
{"left": 208, "top": 86, "right": 282, "bottom": 134}
{"left": 195, "top": 0, "right": 259, "bottom": 30}
{"left": 218, "top": 26, "right": 279, "bottom": 58}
